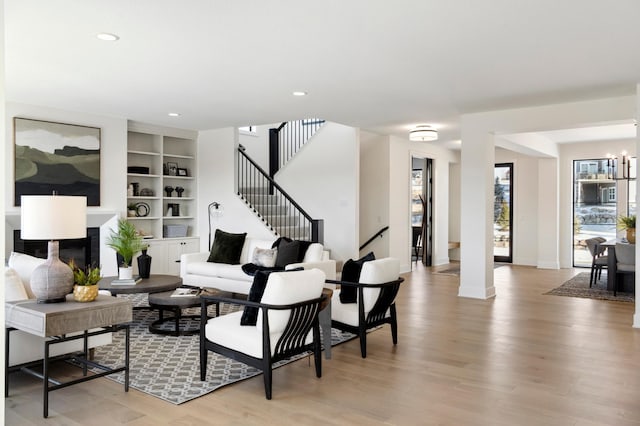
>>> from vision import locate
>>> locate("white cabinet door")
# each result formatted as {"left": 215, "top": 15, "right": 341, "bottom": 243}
{"left": 133, "top": 240, "right": 168, "bottom": 275}
{"left": 166, "top": 238, "right": 200, "bottom": 276}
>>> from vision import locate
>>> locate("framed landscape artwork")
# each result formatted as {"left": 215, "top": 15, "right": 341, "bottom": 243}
{"left": 14, "top": 118, "right": 101, "bottom": 206}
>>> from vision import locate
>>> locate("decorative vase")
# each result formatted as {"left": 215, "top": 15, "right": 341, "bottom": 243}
{"left": 73, "top": 284, "right": 99, "bottom": 302}
{"left": 137, "top": 249, "right": 152, "bottom": 279}
{"left": 626, "top": 228, "right": 636, "bottom": 244}
{"left": 119, "top": 266, "right": 133, "bottom": 280}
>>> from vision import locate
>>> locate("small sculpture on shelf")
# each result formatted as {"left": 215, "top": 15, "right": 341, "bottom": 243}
{"left": 164, "top": 186, "right": 174, "bottom": 197}
{"left": 175, "top": 186, "right": 185, "bottom": 197}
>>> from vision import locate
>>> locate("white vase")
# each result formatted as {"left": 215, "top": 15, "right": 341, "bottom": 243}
{"left": 119, "top": 266, "right": 133, "bottom": 280}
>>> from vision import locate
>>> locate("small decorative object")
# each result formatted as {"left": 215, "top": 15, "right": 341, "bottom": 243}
{"left": 106, "top": 218, "right": 144, "bottom": 279}
{"left": 177, "top": 168, "right": 188, "bottom": 176}
{"left": 165, "top": 186, "right": 174, "bottom": 197}
{"left": 131, "top": 182, "right": 140, "bottom": 196}
{"left": 167, "top": 162, "right": 178, "bottom": 176}
{"left": 137, "top": 246, "right": 152, "bottom": 278}
{"left": 172, "top": 203, "right": 180, "bottom": 216}
{"left": 139, "top": 188, "right": 154, "bottom": 196}
{"left": 175, "top": 186, "right": 185, "bottom": 197}
{"left": 135, "top": 202, "right": 150, "bottom": 217}
{"left": 127, "top": 203, "right": 137, "bottom": 217}
{"left": 69, "top": 259, "right": 101, "bottom": 302}
{"left": 617, "top": 214, "right": 636, "bottom": 244}
{"left": 127, "top": 184, "right": 134, "bottom": 197}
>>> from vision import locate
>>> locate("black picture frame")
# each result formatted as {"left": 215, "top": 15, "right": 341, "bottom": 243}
{"left": 166, "top": 162, "right": 178, "bottom": 176}
{"left": 14, "top": 117, "right": 101, "bottom": 206}
{"left": 177, "top": 168, "right": 188, "bottom": 177}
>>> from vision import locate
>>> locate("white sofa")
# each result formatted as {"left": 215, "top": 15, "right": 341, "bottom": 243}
{"left": 180, "top": 237, "right": 336, "bottom": 294}
{"left": 5, "top": 252, "right": 113, "bottom": 367}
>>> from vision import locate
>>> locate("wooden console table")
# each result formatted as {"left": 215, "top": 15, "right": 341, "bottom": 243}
{"left": 5, "top": 294, "right": 132, "bottom": 418}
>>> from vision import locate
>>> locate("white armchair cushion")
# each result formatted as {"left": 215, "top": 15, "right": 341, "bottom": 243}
{"left": 359, "top": 258, "right": 400, "bottom": 312}
{"left": 258, "top": 268, "right": 326, "bottom": 335}
{"left": 4, "top": 267, "right": 29, "bottom": 302}
{"left": 8, "top": 252, "right": 46, "bottom": 299}
{"left": 302, "top": 243, "right": 324, "bottom": 262}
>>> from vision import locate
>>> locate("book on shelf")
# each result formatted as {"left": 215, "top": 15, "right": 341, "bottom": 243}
{"left": 111, "top": 276, "right": 142, "bottom": 286}
{"left": 171, "top": 287, "right": 201, "bottom": 297}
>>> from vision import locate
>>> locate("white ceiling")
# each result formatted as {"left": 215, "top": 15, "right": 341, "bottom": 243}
{"left": 5, "top": 0, "right": 640, "bottom": 144}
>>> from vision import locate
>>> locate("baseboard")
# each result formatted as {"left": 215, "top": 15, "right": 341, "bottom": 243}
{"left": 537, "top": 260, "right": 560, "bottom": 269}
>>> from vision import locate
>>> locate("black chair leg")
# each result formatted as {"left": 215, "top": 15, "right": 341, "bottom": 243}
{"left": 589, "top": 266, "right": 595, "bottom": 287}
{"left": 390, "top": 305, "right": 398, "bottom": 345}
{"left": 359, "top": 328, "right": 367, "bottom": 358}
{"left": 200, "top": 344, "right": 207, "bottom": 381}
{"left": 313, "top": 325, "right": 322, "bottom": 378}
{"left": 263, "top": 358, "right": 272, "bottom": 400}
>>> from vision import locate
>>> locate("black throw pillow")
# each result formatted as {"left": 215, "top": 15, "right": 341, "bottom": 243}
{"left": 240, "top": 267, "right": 304, "bottom": 326}
{"left": 339, "top": 252, "right": 376, "bottom": 303}
{"left": 207, "top": 230, "right": 247, "bottom": 264}
{"left": 274, "top": 239, "right": 301, "bottom": 268}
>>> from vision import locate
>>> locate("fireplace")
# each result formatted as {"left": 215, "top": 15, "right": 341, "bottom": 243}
{"left": 14, "top": 227, "right": 100, "bottom": 268}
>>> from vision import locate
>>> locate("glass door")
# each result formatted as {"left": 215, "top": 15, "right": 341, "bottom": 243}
{"left": 572, "top": 158, "right": 616, "bottom": 267}
{"left": 494, "top": 163, "right": 513, "bottom": 263}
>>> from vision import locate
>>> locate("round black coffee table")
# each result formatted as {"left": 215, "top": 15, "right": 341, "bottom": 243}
{"left": 147, "top": 289, "right": 203, "bottom": 336}
{"left": 99, "top": 275, "right": 182, "bottom": 295}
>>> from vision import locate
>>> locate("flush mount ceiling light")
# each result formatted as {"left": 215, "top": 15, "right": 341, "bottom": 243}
{"left": 292, "top": 91, "right": 308, "bottom": 96}
{"left": 96, "top": 32, "right": 120, "bottom": 41}
{"left": 409, "top": 125, "right": 438, "bottom": 142}
{"left": 168, "top": 112, "right": 181, "bottom": 117}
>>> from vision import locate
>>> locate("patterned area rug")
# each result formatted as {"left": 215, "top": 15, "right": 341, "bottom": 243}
{"left": 545, "top": 272, "right": 635, "bottom": 303}
{"left": 91, "top": 294, "right": 357, "bottom": 404}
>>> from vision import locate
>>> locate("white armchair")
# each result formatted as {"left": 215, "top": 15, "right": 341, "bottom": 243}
{"left": 199, "top": 268, "right": 326, "bottom": 399}
{"left": 327, "top": 257, "right": 404, "bottom": 358}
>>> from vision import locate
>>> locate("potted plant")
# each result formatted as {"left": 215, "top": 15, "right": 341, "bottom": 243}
{"left": 106, "top": 218, "right": 144, "bottom": 279}
{"left": 617, "top": 214, "right": 636, "bottom": 244}
{"left": 69, "top": 259, "right": 101, "bottom": 302}
{"left": 127, "top": 203, "right": 137, "bottom": 217}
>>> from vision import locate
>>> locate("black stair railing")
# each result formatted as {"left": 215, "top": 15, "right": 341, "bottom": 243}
{"left": 269, "top": 118, "right": 325, "bottom": 177}
{"left": 360, "top": 226, "right": 389, "bottom": 251}
{"left": 237, "top": 144, "right": 324, "bottom": 243}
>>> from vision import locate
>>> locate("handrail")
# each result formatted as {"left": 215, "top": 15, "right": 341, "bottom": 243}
{"left": 269, "top": 118, "right": 325, "bottom": 177}
{"left": 359, "top": 226, "right": 389, "bottom": 251}
{"left": 237, "top": 145, "right": 324, "bottom": 243}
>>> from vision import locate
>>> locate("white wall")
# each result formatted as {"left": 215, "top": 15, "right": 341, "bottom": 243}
{"left": 388, "top": 136, "right": 458, "bottom": 272}
{"left": 4, "top": 102, "right": 127, "bottom": 269}
{"left": 276, "top": 122, "right": 359, "bottom": 261}
{"left": 196, "top": 128, "right": 275, "bottom": 251}
{"left": 359, "top": 131, "right": 390, "bottom": 258}
{"left": 239, "top": 124, "right": 273, "bottom": 171}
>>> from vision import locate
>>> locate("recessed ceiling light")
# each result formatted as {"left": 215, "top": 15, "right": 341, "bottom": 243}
{"left": 96, "top": 33, "right": 120, "bottom": 41}
{"left": 168, "top": 112, "right": 181, "bottom": 117}
{"left": 292, "top": 91, "right": 308, "bottom": 96}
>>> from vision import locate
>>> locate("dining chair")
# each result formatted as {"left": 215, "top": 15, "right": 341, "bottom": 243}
{"left": 585, "top": 237, "right": 608, "bottom": 287}
{"left": 614, "top": 243, "right": 635, "bottom": 296}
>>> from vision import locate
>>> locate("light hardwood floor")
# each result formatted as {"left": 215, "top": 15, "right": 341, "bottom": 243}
{"left": 5, "top": 264, "right": 640, "bottom": 425}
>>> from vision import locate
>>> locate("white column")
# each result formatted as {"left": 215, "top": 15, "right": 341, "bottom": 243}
{"left": 537, "top": 158, "right": 559, "bottom": 269}
{"left": 634, "top": 84, "right": 640, "bottom": 328}
{"left": 459, "top": 124, "right": 496, "bottom": 299}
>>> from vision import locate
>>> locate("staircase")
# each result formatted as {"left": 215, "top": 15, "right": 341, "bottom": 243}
{"left": 237, "top": 144, "right": 324, "bottom": 242}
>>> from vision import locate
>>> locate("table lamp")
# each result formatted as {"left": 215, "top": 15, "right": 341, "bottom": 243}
{"left": 21, "top": 195, "right": 87, "bottom": 303}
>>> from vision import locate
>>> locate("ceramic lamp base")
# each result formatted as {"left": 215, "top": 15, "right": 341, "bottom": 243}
{"left": 30, "top": 241, "right": 73, "bottom": 303}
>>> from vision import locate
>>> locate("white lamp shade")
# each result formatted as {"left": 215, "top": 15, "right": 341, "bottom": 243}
{"left": 21, "top": 195, "right": 87, "bottom": 240}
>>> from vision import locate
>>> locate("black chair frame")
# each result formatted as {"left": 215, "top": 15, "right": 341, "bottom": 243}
{"left": 326, "top": 277, "right": 404, "bottom": 358}
{"left": 199, "top": 294, "right": 325, "bottom": 400}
